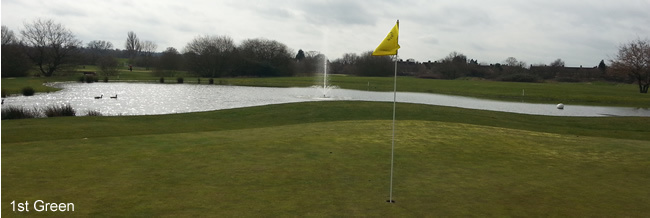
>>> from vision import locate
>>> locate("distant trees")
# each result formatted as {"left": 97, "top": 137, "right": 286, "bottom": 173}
{"left": 97, "top": 56, "right": 119, "bottom": 77}
{"left": 140, "top": 40, "right": 158, "bottom": 70}
{"left": 437, "top": 52, "right": 469, "bottom": 79}
{"left": 20, "top": 18, "right": 82, "bottom": 77}
{"left": 610, "top": 38, "right": 650, "bottom": 93}
{"left": 354, "top": 51, "right": 393, "bottom": 76}
{"left": 155, "top": 47, "right": 183, "bottom": 77}
{"left": 183, "top": 35, "right": 236, "bottom": 77}
{"left": 124, "top": 31, "right": 141, "bottom": 60}
{"left": 1, "top": 25, "right": 32, "bottom": 77}
{"left": 85, "top": 40, "right": 114, "bottom": 65}
{"left": 236, "top": 38, "right": 294, "bottom": 77}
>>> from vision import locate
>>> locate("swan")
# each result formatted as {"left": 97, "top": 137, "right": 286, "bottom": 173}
{"left": 94, "top": 95, "right": 103, "bottom": 99}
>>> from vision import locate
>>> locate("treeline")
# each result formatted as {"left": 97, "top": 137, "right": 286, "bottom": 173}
{"left": 345, "top": 52, "right": 621, "bottom": 83}
{"left": 2, "top": 18, "right": 647, "bottom": 91}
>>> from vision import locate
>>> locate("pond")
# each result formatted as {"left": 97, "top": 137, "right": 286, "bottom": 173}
{"left": 3, "top": 82, "right": 649, "bottom": 117}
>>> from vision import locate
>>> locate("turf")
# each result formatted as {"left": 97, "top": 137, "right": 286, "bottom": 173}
{"left": 2, "top": 102, "right": 650, "bottom": 216}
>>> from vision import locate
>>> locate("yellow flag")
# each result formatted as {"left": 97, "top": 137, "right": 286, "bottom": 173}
{"left": 372, "top": 20, "right": 400, "bottom": 56}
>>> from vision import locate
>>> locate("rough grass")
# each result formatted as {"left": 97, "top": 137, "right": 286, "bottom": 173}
{"left": 43, "top": 104, "right": 76, "bottom": 117}
{"left": 2, "top": 116, "right": 649, "bottom": 216}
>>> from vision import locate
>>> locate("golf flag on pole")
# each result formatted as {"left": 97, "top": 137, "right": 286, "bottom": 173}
{"left": 372, "top": 20, "right": 400, "bottom": 56}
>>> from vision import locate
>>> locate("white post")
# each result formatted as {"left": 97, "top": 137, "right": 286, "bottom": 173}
{"left": 388, "top": 55, "right": 398, "bottom": 203}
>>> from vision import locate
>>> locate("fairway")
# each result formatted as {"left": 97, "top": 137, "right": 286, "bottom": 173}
{"left": 2, "top": 102, "right": 650, "bottom": 216}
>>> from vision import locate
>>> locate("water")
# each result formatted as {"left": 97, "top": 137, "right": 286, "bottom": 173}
{"left": 2, "top": 82, "right": 649, "bottom": 117}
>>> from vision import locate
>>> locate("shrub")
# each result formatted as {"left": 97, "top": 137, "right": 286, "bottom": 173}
{"left": 159, "top": 77, "right": 165, "bottom": 83}
{"left": 86, "top": 75, "right": 97, "bottom": 83}
{"left": 44, "top": 104, "right": 76, "bottom": 117}
{"left": 198, "top": 78, "right": 201, "bottom": 84}
{"left": 209, "top": 78, "right": 214, "bottom": 84}
{"left": 103, "top": 77, "right": 109, "bottom": 83}
{"left": 86, "top": 110, "right": 103, "bottom": 116}
{"left": 498, "top": 73, "right": 541, "bottom": 83}
{"left": 177, "top": 77, "right": 184, "bottom": 84}
{"left": 1, "top": 106, "right": 40, "bottom": 120}
{"left": 555, "top": 77, "right": 581, "bottom": 83}
{"left": 22, "top": 87, "right": 35, "bottom": 96}
{"left": 1, "top": 88, "right": 7, "bottom": 98}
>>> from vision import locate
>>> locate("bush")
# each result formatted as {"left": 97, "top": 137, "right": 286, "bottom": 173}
{"left": 198, "top": 78, "right": 201, "bottom": 84}
{"left": 209, "top": 78, "right": 214, "bottom": 84}
{"left": 177, "top": 77, "right": 184, "bottom": 84}
{"left": 498, "top": 73, "right": 541, "bottom": 83}
{"left": 80, "top": 75, "right": 96, "bottom": 83}
{"left": 44, "top": 104, "right": 76, "bottom": 117}
{"left": 555, "top": 77, "right": 581, "bottom": 83}
{"left": 2, "top": 88, "right": 7, "bottom": 98}
{"left": 103, "top": 77, "right": 109, "bottom": 83}
{"left": 1, "top": 106, "right": 40, "bottom": 120}
{"left": 159, "top": 77, "right": 165, "bottom": 83}
{"left": 86, "top": 110, "right": 103, "bottom": 116}
{"left": 22, "top": 87, "right": 35, "bottom": 96}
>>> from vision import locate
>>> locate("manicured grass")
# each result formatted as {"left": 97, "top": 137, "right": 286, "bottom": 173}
{"left": 2, "top": 102, "right": 649, "bottom": 216}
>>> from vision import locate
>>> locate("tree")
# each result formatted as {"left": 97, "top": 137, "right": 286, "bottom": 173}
{"left": 85, "top": 40, "right": 114, "bottom": 65}
{"left": 183, "top": 35, "right": 236, "bottom": 77}
{"left": 97, "top": 56, "right": 119, "bottom": 77}
{"left": 610, "top": 38, "right": 650, "bottom": 93}
{"left": 125, "top": 31, "right": 141, "bottom": 60}
{"left": 436, "top": 51, "right": 469, "bottom": 79}
{"left": 2, "top": 25, "right": 17, "bottom": 45}
{"left": 598, "top": 59, "right": 608, "bottom": 73}
{"left": 156, "top": 47, "right": 183, "bottom": 77}
{"left": 237, "top": 38, "right": 294, "bottom": 77}
{"left": 20, "top": 18, "right": 82, "bottom": 77}
{"left": 140, "top": 40, "right": 158, "bottom": 70}
{"left": 355, "top": 51, "right": 393, "bottom": 76}
{"left": 295, "top": 49, "right": 305, "bottom": 61}
{"left": 2, "top": 25, "right": 32, "bottom": 77}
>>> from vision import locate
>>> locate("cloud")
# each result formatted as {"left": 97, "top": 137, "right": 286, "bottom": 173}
{"left": 2, "top": 0, "right": 649, "bottom": 67}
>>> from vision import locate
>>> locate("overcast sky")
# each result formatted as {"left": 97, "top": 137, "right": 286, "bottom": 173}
{"left": 2, "top": 0, "right": 649, "bottom": 66}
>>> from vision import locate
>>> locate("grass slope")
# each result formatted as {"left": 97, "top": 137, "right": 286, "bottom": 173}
{"left": 2, "top": 102, "right": 649, "bottom": 143}
{"left": 2, "top": 102, "right": 650, "bottom": 216}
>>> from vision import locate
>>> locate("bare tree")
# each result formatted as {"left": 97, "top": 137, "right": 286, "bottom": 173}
{"left": 2, "top": 25, "right": 32, "bottom": 77}
{"left": 20, "top": 18, "right": 82, "bottom": 77}
{"left": 183, "top": 35, "right": 235, "bottom": 77}
{"left": 238, "top": 38, "right": 294, "bottom": 76}
{"left": 156, "top": 47, "right": 183, "bottom": 77}
{"left": 97, "top": 56, "right": 119, "bottom": 77}
{"left": 125, "top": 31, "right": 141, "bottom": 59}
{"left": 610, "top": 38, "right": 650, "bottom": 93}
{"left": 85, "top": 40, "right": 114, "bottom": 65}
{"left": 2, "top": 25, "right": 17, "bottom": 45}
{"left": 140, "top": 40, "right": 158, "bottom": 70}
{"left": 87, "top": 40, "right": 113, "bottom": 51}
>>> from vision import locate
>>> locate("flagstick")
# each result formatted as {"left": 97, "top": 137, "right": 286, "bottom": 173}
{"left": 388, "top": 54, "right": 398, "bottom": 203}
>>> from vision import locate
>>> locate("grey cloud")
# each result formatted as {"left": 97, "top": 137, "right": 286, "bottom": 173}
{"left": 297, "top": 1, "right": 376, "bottom": 26}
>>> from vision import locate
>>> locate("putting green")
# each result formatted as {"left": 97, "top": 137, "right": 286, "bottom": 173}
{"left": 3, "top": 120, "right": 649, "bottom": 216}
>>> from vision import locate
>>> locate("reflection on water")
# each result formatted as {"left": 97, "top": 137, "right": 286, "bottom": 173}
{"left": 2, "top": 82, "right": 649, "bottom": 117}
